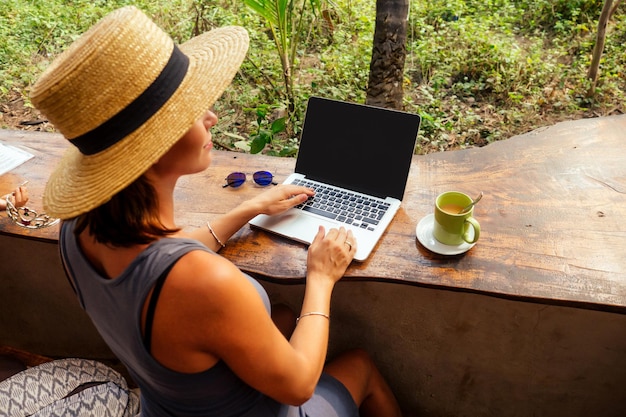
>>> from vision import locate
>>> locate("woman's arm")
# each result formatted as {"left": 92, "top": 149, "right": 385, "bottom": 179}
{"left": 209, "top": 226, "right": 355, "bottom": 404}
{"left": 154, "top": 226, "right": 355, "bottom": 405}
{"left": 187, "top": 184, "right": 314, "bottom": 251}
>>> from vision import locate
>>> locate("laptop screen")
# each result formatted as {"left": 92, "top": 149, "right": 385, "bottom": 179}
{"left": 294, "top": 96, "right": 421, "bottom": 200}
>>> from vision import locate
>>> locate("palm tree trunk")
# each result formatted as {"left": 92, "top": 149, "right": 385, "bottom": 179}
{"left": 366, "top": 0, "right": 409, "bottom": 110}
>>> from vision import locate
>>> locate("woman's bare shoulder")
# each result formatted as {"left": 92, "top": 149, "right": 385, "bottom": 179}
{"left": 165, "top": 248, "right": 251, "bottom": 299}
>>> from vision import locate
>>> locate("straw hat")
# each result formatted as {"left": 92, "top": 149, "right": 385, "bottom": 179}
{"left": 30, "top": 6, "right": 249, "bottom": 219}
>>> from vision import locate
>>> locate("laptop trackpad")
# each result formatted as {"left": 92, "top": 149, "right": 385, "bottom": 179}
{"left": 249, "top": 211, "right": 340, "bottom": 245}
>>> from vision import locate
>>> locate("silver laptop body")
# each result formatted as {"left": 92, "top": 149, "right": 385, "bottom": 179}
{"left": 249, "top": 96, "right": 421, "bottom": 261}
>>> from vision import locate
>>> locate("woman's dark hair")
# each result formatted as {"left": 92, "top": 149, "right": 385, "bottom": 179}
{"left": 74, "top": 175, "right": 180, "bottom": 246}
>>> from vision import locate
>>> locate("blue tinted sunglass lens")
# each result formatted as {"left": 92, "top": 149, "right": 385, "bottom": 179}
{"left": 253, "top": 171, "right": 274, "bottom": 186}
{"left": 226, "top": 172, "right": 246, "bottom": 187}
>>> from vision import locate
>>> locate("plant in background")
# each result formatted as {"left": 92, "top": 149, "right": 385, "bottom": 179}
{"left": 2, "top": 0, "right": 626, "bottom": 155}
{"left": 242, "top": 0, "right": 327, "bottom": 113}
{"left": 246, "top": 104, "right": 293, "bottom": 155}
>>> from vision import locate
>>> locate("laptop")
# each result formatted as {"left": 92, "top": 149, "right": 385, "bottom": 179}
{"left": 249, "top": 96, "right": 421, "bottom": 261}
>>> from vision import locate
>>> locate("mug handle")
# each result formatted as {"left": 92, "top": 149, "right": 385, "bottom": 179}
{"left": 463, "top": 217, "right": 480, "bottom": 244}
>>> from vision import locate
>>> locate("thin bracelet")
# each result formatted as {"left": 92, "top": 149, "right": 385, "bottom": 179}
{"left": 296, "top": 311, "right": 330, "bottom": 323}
{"left": 206, "top": 222, "right": 226, "bottom": 248}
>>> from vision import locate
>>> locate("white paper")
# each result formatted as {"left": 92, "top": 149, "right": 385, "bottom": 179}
{"left": 0, "top": 142, "right": 34, "bottom": 176}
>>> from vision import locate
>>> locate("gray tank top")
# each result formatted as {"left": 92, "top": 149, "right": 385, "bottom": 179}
{"left": 59, "top": 219, "right": 358, "bottom": 417}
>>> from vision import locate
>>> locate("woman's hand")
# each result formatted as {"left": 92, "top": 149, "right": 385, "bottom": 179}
{"left": 0, "top": 185, "right": 29, "bottom": 210}
{"left": 248, "top": 184, "right": 315, "bottom": 216}
{"left": 192, "top": 185, "right": 313, "bottom": 250}
{"left": 12, "top": 185, "right": 29, "bottom": 207}
{"left": 306, "top": 226, "right": 356, "bottom": 284}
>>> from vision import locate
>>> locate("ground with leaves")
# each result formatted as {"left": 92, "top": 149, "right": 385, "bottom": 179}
{"left": 2, "top": 86, "right": 621, "bottom": 155}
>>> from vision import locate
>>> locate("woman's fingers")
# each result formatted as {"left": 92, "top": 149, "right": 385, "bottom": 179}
{"left": 12, "top": 186, "right": 29, "bottom": 207}
{"left": 343, "top": 230, "right": 356, "bottom": 254}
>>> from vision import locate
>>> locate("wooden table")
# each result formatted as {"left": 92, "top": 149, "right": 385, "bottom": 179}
{"left": 2, "top": 115, "right": 626, "bottom": 313}
{"left": 4, "top": 118, "right": 626, "bottom": 417}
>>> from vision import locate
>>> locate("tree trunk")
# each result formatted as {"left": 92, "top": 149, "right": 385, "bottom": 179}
{"left": 365, "top": 0, "right": 409, "bottom": 110}
{"left": 587, "top": 0, "right": 621, "bottom": 97}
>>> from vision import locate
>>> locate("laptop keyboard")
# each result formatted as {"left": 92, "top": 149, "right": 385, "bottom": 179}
{"left": 291, "top": 179, "right": 390, "bottom": 231}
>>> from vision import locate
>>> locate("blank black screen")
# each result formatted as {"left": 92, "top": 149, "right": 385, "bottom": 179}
{"left": 294, "top": 96, "right": 421, "bottom": 200}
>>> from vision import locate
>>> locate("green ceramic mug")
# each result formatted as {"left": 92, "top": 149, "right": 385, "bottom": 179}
{"left": 433, "top": 191, "right": 481, "bottom": 246}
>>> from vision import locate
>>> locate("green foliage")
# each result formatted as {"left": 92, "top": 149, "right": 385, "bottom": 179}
{"left": 0, "top": 0, "right": 191, "bottom": 101}
{"left": 241, "top": 0, "right": 327, "bottom": 112}
{"left": 406, "top": 0, "right": 625, "bottom": 152}
{"left": 510, "top": 0, "right": 604, "bottom": 36}
{"left": 1, "top": 0, "right": 625, "bottom": 155}
{"left": 246, "top": 104, "right": 291, "bottom": 155}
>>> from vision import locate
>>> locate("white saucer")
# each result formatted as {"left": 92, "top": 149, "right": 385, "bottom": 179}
{"left": 415, "top": 214, "right": 476, "bottom": 256}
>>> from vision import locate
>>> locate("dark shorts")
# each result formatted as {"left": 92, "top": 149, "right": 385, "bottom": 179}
{"left": 279, "top": 372, "right": 359, "bottom": 417}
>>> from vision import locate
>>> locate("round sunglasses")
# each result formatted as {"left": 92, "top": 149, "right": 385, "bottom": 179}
{"left": 222, "top": 171, "right": 278, "bottom": 188}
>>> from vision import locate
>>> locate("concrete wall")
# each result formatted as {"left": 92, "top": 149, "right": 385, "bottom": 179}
{"left": 263, "top": 281, "right": 626, "bottom": 417}
{"left": 2, "top": 235, "right": 626, "bottom": 417}
{"left": 0, "top": 235, "right": 113, "bottom": 358}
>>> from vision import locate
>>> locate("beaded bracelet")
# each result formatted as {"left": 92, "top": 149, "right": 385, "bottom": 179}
{"left": 296, "top": 311, "right": 330, "bottom": 323}
{"left": 206, "top": 221, "right": 225, "bottom": 248}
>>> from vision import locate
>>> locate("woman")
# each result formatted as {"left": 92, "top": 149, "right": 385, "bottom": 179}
{"left": 31, "top": 6, "right": 402, "bottom": 417}
{"left": 0, "top": 185, "right": 28, "bottom": 211}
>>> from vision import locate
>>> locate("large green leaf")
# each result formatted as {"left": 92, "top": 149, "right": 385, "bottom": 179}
{"left": 243, "top": 0, "right": 280, "bottom": 25}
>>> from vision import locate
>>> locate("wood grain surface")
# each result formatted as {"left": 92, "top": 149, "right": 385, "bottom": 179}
{"left": 2, "top": 115, "right": 625, "bottom": 312}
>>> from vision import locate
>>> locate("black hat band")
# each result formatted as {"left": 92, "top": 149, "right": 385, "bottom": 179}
{"left": 69, "top": 45, "right": 189, "bottom": 156}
